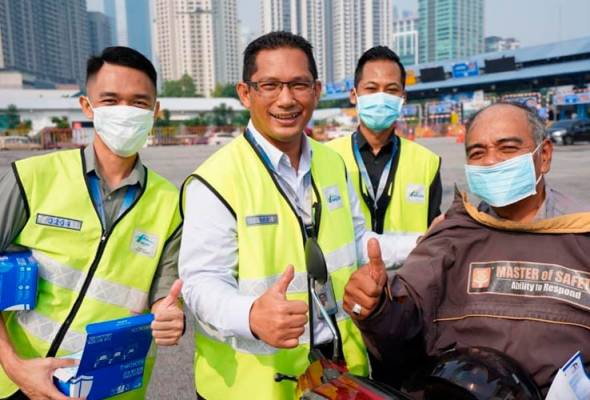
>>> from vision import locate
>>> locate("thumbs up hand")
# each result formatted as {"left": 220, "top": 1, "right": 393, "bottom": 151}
{"left": 344, "top": 239, "right": 388, "bottom": 320}
{"left": 249, "top": 265, "right": 309, "bottom": 348}
{"left": 151, "top": 279, "right": 185, "bottom": 346}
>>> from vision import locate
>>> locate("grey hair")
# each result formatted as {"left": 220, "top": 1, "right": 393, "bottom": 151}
{"left": 466, "top": 101, "right": 546, "bottom": 145}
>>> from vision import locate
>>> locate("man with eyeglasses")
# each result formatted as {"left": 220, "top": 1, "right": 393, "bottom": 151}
{"left": 178, "top": 32, "right": 421, "bottom": 399}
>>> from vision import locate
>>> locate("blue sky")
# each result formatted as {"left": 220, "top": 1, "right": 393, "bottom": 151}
{"left": 237, "top": 0, "right": 590, "bottom": 48}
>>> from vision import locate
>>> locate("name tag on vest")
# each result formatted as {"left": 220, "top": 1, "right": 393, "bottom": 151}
{"left": 36, "top": 213, "right": 82, "bottom": 231}
{"left": 246, "top": 214, "right": 278, "bottom": 226}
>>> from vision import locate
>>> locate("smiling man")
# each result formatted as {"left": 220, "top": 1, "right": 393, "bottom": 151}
{"left": 343, "top": 102, "right": 590, "bottom": 396}
{"left": 0, "top": 47, "right": 184, "bottom": 400}
{"left": 179, "top": 32, "right": 421, "bottom": 399}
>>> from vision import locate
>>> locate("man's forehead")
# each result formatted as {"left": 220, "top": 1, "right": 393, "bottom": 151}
{"left": 360, "top": 60, "right": 402, "bottom": 80}
{"left": 252, "top": 47, "right": 312, "bottom": 78}
{"left": 469, "top": 105, "right": 531, "bottom": 139}
{"left": 87, "top": 64, "right": 155, "bottom": 96}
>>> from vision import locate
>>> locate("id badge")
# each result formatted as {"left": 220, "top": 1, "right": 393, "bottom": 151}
{"left": 313, "top": 276, "right": 338, "bottom": 318}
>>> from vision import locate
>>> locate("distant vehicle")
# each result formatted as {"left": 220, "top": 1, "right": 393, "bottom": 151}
{"left": 0, "top": 136, "right": 42, "bottom": 151}
{"left": 209, "top": 133, "right": 235, "bottom": 146}
{"left": 547, "top": 119, "right": 590, "bottom": 145}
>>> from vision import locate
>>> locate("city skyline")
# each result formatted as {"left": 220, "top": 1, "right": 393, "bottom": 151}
{"left": 238, "top": 0, "right": 590, "bottom": 48}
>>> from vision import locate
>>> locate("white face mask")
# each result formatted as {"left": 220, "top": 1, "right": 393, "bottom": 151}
{"left": 88, "top": 100, "right": 155, "bottom": 157}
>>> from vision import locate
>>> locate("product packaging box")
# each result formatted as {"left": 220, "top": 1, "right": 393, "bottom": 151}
{"left": 54, "top": 313, "right": 154, "bottom": 399}
{"left": 0, "top": 251, "right": 38, "bottom": 311}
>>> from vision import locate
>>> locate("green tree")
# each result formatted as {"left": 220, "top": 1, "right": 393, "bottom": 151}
{"left": 6, "top": 104, "right": 20, "bottom": 129}
{"left": 211, "top": 83, "right": 238, "bottom": 99}
{"left": 185, "top": 114, "right": 209, "bottom": 127}
{"left": 160, "top": 73, "right": 198, "bottom": 97}
{"left": 210, "top": 103, "right": 234, "bottom": 126}
{"left": 155, "top": 109, "right": 172, "bottom": 127}
{"left": 231, "top": 110, "right": 250, "bottom": 127}
{"left": 51, "top": 116, "right": 69, "bottom": 129}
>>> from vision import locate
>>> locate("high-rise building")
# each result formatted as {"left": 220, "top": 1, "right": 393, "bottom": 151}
{"left": 485, "top": 36, "right": 520, "bottom": 53}
{"left": 261, "top": 0, "right": 291, "bottom": 33}
{"left": 213, "top": 0, "right": 240, "bottom": 85}
{"left": 0, "top": 0, "right": 90, "bottom": 87}
{"left": 393, "top": 11, "right": 419, "bottom": 66}
{"left": 88, "top": 0, "right": 154, "bottom": 61}
{"left": 154, "top": 0, "right": 239, "bottom": 96}
{"left": 125, "top": 0, "right": 152, "bottom": 60}
{"left": 418, "top": 0, "right": 484, "bottom": 64}
{"left": 103, "top": 0, "right": 119, "bottom": 44}
{"left": 261, "top": 0, "right": 393, "bottom": 83}
{"left": 88, "top": 11, "right": 113, "bottom": 56}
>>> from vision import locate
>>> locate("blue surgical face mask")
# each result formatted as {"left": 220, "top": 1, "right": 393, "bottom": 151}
{"left": 356, "top": 91, "right": 404, "bottom": 133}
{"left": 464, "top": 144, "right": 543, "bottom": 207}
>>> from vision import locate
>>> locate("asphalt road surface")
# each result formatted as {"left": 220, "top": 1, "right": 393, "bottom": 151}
{"left": 1, "top": 137, "right": 588, "bottom": 398}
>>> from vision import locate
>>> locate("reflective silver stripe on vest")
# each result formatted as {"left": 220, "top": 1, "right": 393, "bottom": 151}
{"left": 33, "top": 251, "right": 149, "bottom": 313}
{"left": 195, "top": 301, "right": 352, "bottom": 356}
{"left": 238, "top": 241, "right": 357, "bottom": 297}
{"left": 16, "top": 311, "right": 86, "bottom": 353}
{"left": 324, "top": 242, "right": 356, "bottom": 272}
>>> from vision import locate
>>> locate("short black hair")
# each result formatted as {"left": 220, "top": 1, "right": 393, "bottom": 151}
{"left": 242, "top": 31, "right": 318, "bottom": 82}
{"left": 86, "top": 46, "right": 157, "bottom": 89}
{"left": 354, "top": 46, "right": 406, "bottom": 88}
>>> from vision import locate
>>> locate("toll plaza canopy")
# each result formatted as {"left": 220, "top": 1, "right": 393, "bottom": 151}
{"left": 322, "top": 35, "right": 590, "bottom": 102}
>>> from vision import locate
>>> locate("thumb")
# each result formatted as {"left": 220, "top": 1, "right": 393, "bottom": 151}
{"left": 367, "top": 238, "right": 385, "bottom": 283}
{"left": 271, "top": 265, "right": 294, "bottom": 297}
{"left": 161, "top": 279, "right": 183, "bottom": 308}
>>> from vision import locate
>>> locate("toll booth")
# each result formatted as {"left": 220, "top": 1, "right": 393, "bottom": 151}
{"left": 424, "top": 101, "right": 456, "bottom": 136}
{"left": 553, "top": 91, "right": 590, "bottom": 120}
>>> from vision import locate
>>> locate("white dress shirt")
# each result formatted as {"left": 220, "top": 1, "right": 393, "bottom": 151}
{"left": 179, "top": 121, "right": 419, "bottom": 344}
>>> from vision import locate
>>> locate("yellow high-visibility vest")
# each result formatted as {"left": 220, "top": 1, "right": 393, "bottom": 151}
{"left": 328, "top": 133, "right": 440, "bottom": 235}
{"left": 185, "top": 133, "right": 368, "bottom": 399}
{"left": 1, "top": 149, "right": 182, "bottom": 399}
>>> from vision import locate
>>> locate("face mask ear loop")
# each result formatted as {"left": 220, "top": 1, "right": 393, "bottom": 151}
{"left": 532, "top": 141, "right": 545, "bottom": 184}
{"left": 84, "top": 97, "right": 96, "bottom": 112}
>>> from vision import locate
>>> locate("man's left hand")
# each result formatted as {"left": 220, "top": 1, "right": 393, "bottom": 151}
{"left": 150, "top": 279, "right": 184, "bottom": 346}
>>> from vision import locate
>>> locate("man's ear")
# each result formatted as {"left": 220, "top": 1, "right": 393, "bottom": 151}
{"left": 236, "top": 82, "right": 252, "bottom": 109}
{"left": 154, "top": 100, "right": 161, "bottom": 121}
{"left": 313, "top": 80, "right": 322, "bottom": 107}
{"left": 349, "top": 88, "right": 357, "bottom": 106}
{"left": 540, "top": 138, "right": 553, "bottom": 175}
{"left": 80, "top": 96, "right": 94, "bottom": 120}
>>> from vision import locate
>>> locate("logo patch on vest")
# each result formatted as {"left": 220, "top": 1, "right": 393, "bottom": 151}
{"left": 468, "top": 261, "right": 590, "bottom": 311}
{"left": 406, "top": 184, "right": 425, "bottom": 203}
{"left": 130, "top": 230, "right": 159, "bottom": 258}
{"left": 245, "top": 214, "right": 278, "bottom": 226}
{"left": 324, "top": 185, "right": 343, "bottom": 211}
{"left": 36, "top": 213, "right": 82, "bottom": 231}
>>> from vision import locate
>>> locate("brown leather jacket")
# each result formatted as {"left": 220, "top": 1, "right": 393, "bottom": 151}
{"left": 357, "top": 192, "right": 590, "bottom": 393}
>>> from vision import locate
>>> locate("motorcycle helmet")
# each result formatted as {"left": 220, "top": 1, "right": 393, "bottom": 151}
{"left": 423, "top": 346, "right": 542, "bottom": 400}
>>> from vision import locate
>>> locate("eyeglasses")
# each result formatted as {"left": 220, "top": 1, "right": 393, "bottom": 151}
{"left": 246, "top": 80, "right": 316, "bottom": 98}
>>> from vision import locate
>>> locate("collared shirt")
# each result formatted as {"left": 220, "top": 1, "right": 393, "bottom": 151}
{"left": 84, "top": 145, "right": 144, "bottom": 232}
{"left": 356, "top": 131, "right": 398, "bottom": 193}
{"left": 355, "top": 130, "right": 443, "bottom": 231}
{"left": 248, "top": 122, "right": 314, "bottom": 226}
{"left": 179, "top": 120, "right": 419, "bottom": 344}
{"left": 0, "top": 145, "right": 181, "bottom": 304}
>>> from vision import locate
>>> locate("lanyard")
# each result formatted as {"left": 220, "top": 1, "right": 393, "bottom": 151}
{"left": 88, "top": 174, "right": 137, "bottom": 228}
{"left": 352, "top": 132, "right": 397, "bottom": 206}
{"left": 245, "top": 129, "right": 320, "bottom": 238}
